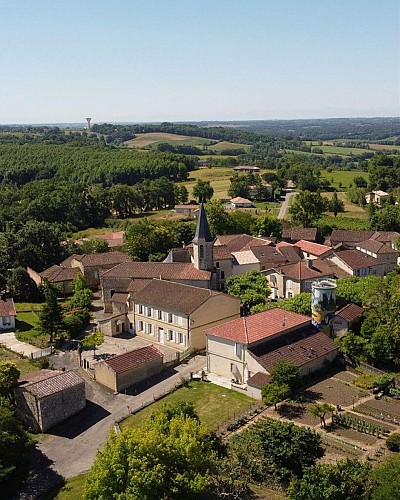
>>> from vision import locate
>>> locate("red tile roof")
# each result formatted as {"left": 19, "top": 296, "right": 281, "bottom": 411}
{"left": 127, "top": 279, "right": 153, "bottom": 294}
{"left": 75, "top": 251, "right": 131, "bottom": 268}
{"left": 356, "top": 239, "right": 398, "bottom": 254}
{"left": 111, "top": 293, "right": 129, "bottom": 303}
{"left": 329, "top": 230, "right": 375, "bottom": 244}
{"left": 370, "top": 231, "right": 400, "bottom": 244}
{"left": 206, "top": 308, "right": 311, "bottom": 344}
{"left": 336, "top": 303, "right": 364, "bottom": 322}
{"left": 132, "top": 279, "right": 233, "bottom": 315}
{"left": 294, "top": 240, "right": 333, "bottom": 257}
{"left": 230, "top": 196, "right": 253, "bottom": 204}
{"left": 334, "top": 249, "right": 383, "bottom": 270}
{"left": 274, "top": 259, "right": 334, "bottom": 281}
{"left": 102, "top": 262, "right": 211, "bottom": 281}
{"left": 247, "top": 372, "right": 271, "bottom": 388}
{"left": 105, "top": 345, "right": 163, "bottom": 374}
{"left": 282, "top": 228, "right": 317, "bottom": 242}
{"left": 19, "top": 370, "right": 84, "bottom": 399}
{"left": 40, "top": 265, "right": 81, "bottom": 282}
{"left": 249, "top": 329, "right": 337, "bottom": 372}
{"left": 0, "top": 297, "right": 16, "bottom": 317}
{"left": 213, "top": 245, "right": 233, "bottom": 260}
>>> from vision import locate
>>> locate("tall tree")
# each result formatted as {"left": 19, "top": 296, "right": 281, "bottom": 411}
{"left": 0, "top": 362, "right": 20, "bottom": 402}
{"left": 256, "top": 214, "right": 282, "bottom": 239}
{"left": 261, "top": 382, "right": 290, "bottom": 410}
{"left": 328, "top": 191, "right": 345, "bottom": 217}
{"left": 192, "top": 179, "right": 214, "bottom": 203}
{"left": 289, "top": 191, "right": 327, "bottom": 227}
{"left": 226, "top": 270, "right": 270, "bottom": 311}
{"left": 39, "top": 280, "right": 63, "bottom": 343}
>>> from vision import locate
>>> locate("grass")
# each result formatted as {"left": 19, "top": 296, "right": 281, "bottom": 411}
{"left": 320, "top": 169, "right": 369, "bottom": 190}
{"left": 317, "top": 145, "right": 372, "bottom": 155}
{"left": 15, "top": 311, "right": 48, "bottom": 348}
{"left": 41, "top": 474, "right": 87, "bottom": 500}
{"left": 318, "top": 215, "right": 371, "bottom": 230}
{"left": 208, "top": 141, "right": 250, "bottom": 152}
{"left": 15, "top": 302, "right": 44, "bottom": 313}
{"left": 124, "top": 132, "right": 214, "bottom": 149}
{"left": 121, "top": 381, "right": 253, "bottom": 432}
{"left": 0, "top": 346, "right": 39, "bottom": 375}
{"left": 322, "top": 192, "right": 369, "bottom": 220}
{"left": 353, "top": 372, "right": 379, "bottom": 389}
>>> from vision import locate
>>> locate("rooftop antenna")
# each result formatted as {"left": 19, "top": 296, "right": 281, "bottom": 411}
{"left": 85, "top": 117, "right": 92, "bottom": 130}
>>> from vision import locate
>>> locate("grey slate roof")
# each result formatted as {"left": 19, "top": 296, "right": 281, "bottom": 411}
{"left": 192, "top": 204, "right": 214, "bottom": 243}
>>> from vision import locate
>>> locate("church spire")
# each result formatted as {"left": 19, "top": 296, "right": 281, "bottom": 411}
{"left": 193, "top": 203, "right": 213, "bottom": 244}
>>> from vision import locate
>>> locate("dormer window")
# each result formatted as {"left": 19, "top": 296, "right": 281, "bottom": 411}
{"left": 200, "top": 245, "right": 204, "bottom": 258}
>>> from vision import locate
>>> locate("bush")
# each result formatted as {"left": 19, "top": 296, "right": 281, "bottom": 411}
{"left": 386, "top": 432, "right": 400, "bottom": 452}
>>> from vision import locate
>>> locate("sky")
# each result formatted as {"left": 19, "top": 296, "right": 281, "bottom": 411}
{"left": 0, "top": 0, "right": 399, "bottom": 124}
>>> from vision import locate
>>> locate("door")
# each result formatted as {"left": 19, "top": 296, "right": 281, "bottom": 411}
{"left": 158, "top": 327, "right": 164, "bottom": 343}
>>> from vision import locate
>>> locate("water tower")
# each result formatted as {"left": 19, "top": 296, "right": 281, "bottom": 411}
{"left": 311, "top": 279, "right": 336, "bottom": 337}
{"left": 85, "top": 117, "right": 92, "bottom": 130}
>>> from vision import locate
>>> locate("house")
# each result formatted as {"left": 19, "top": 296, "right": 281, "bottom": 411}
{"left": 355, "top": 239, "right": 399, "bottom": 273}
{"left": 0, "top": 296, "right": 16, "bottom": 332}
{"left": 94, "top": 345, "right": 164, "bottom": 392}
{"left": 68, "top": 251, "right": 132, "bottom": 288}
{"left": 293, "top": 240, "right": 334, "bottom": 260}
{"left": 263, "top": 259, "right": 335, "bottom": 299}
{"left": 128, "top": 279, "right": 241, "bottom": 350}
{"left": 15, "top": 370, "right": 86, "bottom": 432}
{"left": 282, "top": 228, "right": 318, "bottom": 243}
{"left": 248, "top": 183, "right": 273, "bottom": 200}
{"left": 326, "top": 230, "right": 375, "bottom": 248}
{"left": 174, "top": 204, "right": 199, "bottom": 216}
{"left": 206, "top": 308, "right": 338, "bottom": 399}
{"left": 96, "top": 231, "right": 125, "bottom": 248}
{"left": 369, "top": 231, "right": 400, "bottom": 249}
{"left": 334, "top": 303, "right": 364, "bottom": 337}
{"left": 28, "top": 265, "right": 81, "bottom": 295}
{"left": 232, "top": 165, "right": 260, "bottom": 173}
{"left": 365, "top": 190, "right": 390, "bottom": 205}
{"left": 230, "top": 197, "right": 254, "bottom": 208}
{"left": 326, "top": 249, "right": 385, "bottom": 277}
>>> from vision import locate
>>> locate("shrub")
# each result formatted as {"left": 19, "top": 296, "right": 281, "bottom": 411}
{"left": 386, "top": 433, "right": 400, "bottom": 452}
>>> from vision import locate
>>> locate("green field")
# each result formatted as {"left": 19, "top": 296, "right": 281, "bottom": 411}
{"left": 42, "top": 474, "right": 87, "bottom": 500}
{"left": 320, "top": 169, "right": 369, "bottom": 190}
{"left": 0, "top": 346, "right": 39, "bottom": 375}
{"left": 121, "top": 381, "right": 254, "bottom": 432}
{"left": 124, "top": 132, "right": 214, "bottom": 149}
{"left": 317, "top": 145, "right": 372, "bottom": 155}
{"left": 15, "top": 302, "right": 44, "bottom": 313}
{"left": 208, "top": 140, "right": 250, "bottom": 152}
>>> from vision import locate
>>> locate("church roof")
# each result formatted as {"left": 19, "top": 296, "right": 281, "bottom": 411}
{"left": 192, "top": 203, "right": 214, "bottom": 243}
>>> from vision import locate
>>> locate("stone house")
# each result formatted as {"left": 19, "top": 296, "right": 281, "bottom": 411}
{"left": 282, "top": 228, "right": 318, "bottom": 244}
{"left": 0, "top": 296, "right": 16, "bottom": 332}
{"left": 263, "top": 259, "right": 335, "bottom": 300}
{"left": 94, "top": 345, "right": 164, "bottom": 392}
{"left": 128, "top": 279, "right": 241, "bottom": 351}
{"left": 355, "top": 239, "right": 399, "bottom": 274}
{"left": 293, "top": 240, "right": 334, "bottom": 260}
{"left": 326, "top": 249, "right": 385, "bottom": 277}
{"left": 230, "top": 197, "right": 254, "bottom": 208}
{"left": 28, "top": 265, "right": 81, "bottom": 295}
{"left": 325, "top": 230, "right": 375, "bottom": 248}
{"left": 15, "top": 370, "right": 86, "bottom": 432}
{"left": 334, "top": 303, "right": 364, "bottom": 337}
{"left": 365, "top": 190, "right": 389, "bottom": 205}
{"left": 206, "top": 308, "right": 338, "bottom": 399}
{"left": 174, "top": 204, "right": 199, "bottom": 216}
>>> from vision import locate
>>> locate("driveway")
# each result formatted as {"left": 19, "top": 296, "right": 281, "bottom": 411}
{"left": 0, "top": 331, "right": 42, "bottom": 357}
{"left": 278, "top": 191, "right": 296, "bottom": 220}
{"left": 19, "top": 350, "right": 207, "bottom": 499}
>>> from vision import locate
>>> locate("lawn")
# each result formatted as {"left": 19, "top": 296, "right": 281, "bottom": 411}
{"left": 42, "top": 474, "right": 87, "bottom": 500}
{"left": 121, "top": 381, "right": 254, "bottom": 432}
{"left": 15, "top": 311, "right": 48, "bottom": 348}
{"left": 0, "top": 346, "right": 39, "bottom": 375}
{"left": 15, "top": 302, "right": 44, "bottom": 313}
{"left": 320, "top": 169, "right": 369, "bottom": 190}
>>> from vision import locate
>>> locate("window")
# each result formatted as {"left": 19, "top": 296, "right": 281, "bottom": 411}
{"left": 138, "top": 304, "right": 144, "bottom": 314}
{"left": 287, "top": 279, "right": 292, "bottom": 289}
{"left": 129, "top": 322, "right": 133, "bottom": 330}
{"left": 168, "top": 313, "right": 174, "bottom": 323}
{"left": 199, "top": 245, "right": 204, "bottom": 258}
{"left": 167, "top": 330, "right": 174, "bottom": 341}
{"left": 146, "top": 306, "right": 152, "bottom": 317}
{"left": 94, "top": 270, "right": 99, "bottom": 279}
{"left": 216, "top": 261, "right": 220, "bottom": 269}
{"left": 234, "top": 343, "right": 241, "bottom": 357}
{"left": 178, "top": 332, "right": 185, "bottom": 345}
{"left": 177, "top": 315, "right": 183, "bottom": 327}
{"left": 138, "top": 320, "right": 144, "bottom": 332}
{"left": 220, "top": 282, "right": 225, "bottom": 291}
{"left": 220, "top": 271, "right": 225, "bottom": 279}
{"left": 147, "top": 323, "right": 153, "bottom": 335}
{"left": 158, "top": 309, "right": 163, "bottom": 320}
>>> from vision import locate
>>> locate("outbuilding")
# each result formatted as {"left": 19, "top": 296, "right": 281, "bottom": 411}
{"left": 15, "top": 370, "right": 86, "bottom": 432}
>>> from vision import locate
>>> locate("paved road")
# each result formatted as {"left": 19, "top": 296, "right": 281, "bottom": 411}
{"left": 0, "top": 331, "right": 42, "bottom": 357}
{"left": 278, "top": 191, "right": 296, "bottom": 220}
{"left": 19, "top": 351, "right": 207, "bottom": 499}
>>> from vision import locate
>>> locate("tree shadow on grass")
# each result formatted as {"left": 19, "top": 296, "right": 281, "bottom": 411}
{"left": 15, "top": 319, "right": 37, "bottom": 332}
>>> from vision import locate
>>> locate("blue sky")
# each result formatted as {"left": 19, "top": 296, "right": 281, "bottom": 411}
{"left": 0, "top": 0, "right": 399, "bottom": 123}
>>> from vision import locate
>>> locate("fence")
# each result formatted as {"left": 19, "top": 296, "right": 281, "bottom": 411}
{"left": 31, "top": 347, "right": 53, "bottom": 359}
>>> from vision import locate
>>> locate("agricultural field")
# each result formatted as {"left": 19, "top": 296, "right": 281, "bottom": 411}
{"left": 369, "top": 143, "right": 400, "bottom": 151}
{"left": 320, "top": 169, "right": 369, "bottom": 190}
{"left": 317, "top": 145, "right": 372, "bottom": 155}
{"left": 208, "top": 140, "right": 250, "bottom": 152}
{"left": 322, "top": 191, "right": 369, "bottom": 220}
{"left": 121, "top": 380, "right": 254, "bottom": 432}
{"left": 124, "top": 132, "right": 214, "bottom": 149}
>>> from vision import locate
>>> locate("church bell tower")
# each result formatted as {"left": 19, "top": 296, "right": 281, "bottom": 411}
{"left": 192, "top": 204, "right": 214, "bottom": 271}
